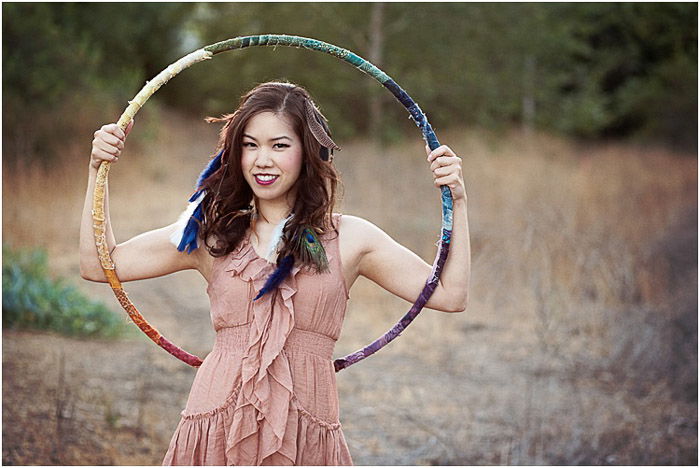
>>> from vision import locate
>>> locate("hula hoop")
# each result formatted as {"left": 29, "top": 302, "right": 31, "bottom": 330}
{"left": 92, "top": 34, "right": 453, "bottom": 371}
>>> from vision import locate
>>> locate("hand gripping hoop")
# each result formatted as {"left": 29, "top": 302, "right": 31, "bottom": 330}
{"left": 92, "top": 34, "right": 453, "bottom": 371}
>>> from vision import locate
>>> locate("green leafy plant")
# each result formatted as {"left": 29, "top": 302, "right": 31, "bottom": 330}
{"left": 2, "top": 244, "right": 126, "bottom": 338}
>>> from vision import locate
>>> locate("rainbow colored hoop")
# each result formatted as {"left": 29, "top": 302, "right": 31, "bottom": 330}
{"left": 92, "top": 34, "right": 453, "bottom": 371}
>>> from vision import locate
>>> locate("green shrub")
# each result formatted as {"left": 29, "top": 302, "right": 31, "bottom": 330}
{"left": 2, "top": 244, "right": 126, "bottom": 338}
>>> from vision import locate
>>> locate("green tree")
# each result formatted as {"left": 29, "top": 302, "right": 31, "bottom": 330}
{"left": 3, "top": 2, "right": 697, "bottom": 161}
{"left": 2, "top": 2, "right": 194, "bottom": 163}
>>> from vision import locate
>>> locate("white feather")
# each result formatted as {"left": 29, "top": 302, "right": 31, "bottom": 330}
{"left": 264, "top": 213, "right": 292, "bottom": 262}
{"left": 169, "top": 191, "right": 206, "bottom": 249}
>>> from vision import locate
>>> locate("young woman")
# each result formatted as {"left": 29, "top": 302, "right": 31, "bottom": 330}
{"left": 79, "top": 82, "right": 470, "bottom": 465}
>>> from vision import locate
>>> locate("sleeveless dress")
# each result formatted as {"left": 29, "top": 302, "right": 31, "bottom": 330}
{"left": 162, "top": 214, "right": 353, "bottom": 466}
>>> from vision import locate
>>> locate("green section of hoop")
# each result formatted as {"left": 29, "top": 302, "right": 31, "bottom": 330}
{"left": 204, "top": 35, "right": 391, "bottom": 84}
{"left": 115, "top": 34, "right": 394, "bottom": 132}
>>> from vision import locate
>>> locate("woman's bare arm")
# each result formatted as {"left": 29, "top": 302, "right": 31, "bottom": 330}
{"left": 79, "top": 123, "right": 210, "bottom": 283}
{"left": 349, "top": 145, "right": 470, "bottom": 313}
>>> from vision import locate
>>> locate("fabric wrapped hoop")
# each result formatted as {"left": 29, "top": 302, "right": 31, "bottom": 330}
{"left": 92, "top": 34, "right": 454, "bottom": 371}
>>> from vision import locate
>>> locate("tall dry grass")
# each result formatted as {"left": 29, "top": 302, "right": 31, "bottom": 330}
{"left": 2, "top": 107, "right": 697, "bottom": 464}
{"left": 333, "top": 127, "right": 697, "bottom": 464}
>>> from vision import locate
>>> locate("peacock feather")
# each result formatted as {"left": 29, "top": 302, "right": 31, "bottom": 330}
{"left": 253, "top": 221, "right": 329, "bottom": 300}
{"left": 294, "top": 226, "right": 329, "bottom": 273}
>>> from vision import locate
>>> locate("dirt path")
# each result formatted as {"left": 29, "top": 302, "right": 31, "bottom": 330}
{"left": 0, "top": 294, "right": 557, "bottom": 465}
{"left": 4, "top": 272, "right": 696, "bottom": 465}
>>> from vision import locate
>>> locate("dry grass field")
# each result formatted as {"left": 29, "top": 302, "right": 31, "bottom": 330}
{"left": 3, "top": 106, "right": 697, "bottom": 465}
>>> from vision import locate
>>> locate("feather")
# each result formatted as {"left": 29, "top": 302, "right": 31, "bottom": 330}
{"left": 264, "top": 214, "right": 292, "bottom": 262}
{"left": 304, "top": 100, "right": 341, "bottom": 154}
{"left": 194, "top": 149, "right": 224, "bottom": 193}
{"left": 170, "top": 150, "right": 224, "bottom": 253}
{"left": 294, "top": 226, "right": 329, "bottom": 273}
{"left": 170, "top": 191, "right": 205, "bottom": 252}
{"left": 254, "top": 254, "right": 295, "bottom": 300}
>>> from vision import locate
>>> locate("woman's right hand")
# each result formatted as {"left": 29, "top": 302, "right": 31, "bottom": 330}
{"left": 90, "top": 120, "right": 133, "bottom": 169}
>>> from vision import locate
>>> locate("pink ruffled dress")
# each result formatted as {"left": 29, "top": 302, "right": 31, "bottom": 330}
{"left": 163, "top": 214, "right": 353, "bottom": 466}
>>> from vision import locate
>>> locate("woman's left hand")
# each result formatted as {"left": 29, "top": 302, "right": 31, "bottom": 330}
{"left": 426, "top": 144, "right": 466, "bottom": 201}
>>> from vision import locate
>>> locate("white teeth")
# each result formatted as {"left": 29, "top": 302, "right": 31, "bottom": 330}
{"left": 256, "top": 175, "right": 278, "bottom": 181}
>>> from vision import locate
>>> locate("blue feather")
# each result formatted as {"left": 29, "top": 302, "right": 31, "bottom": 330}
{"left": 194, "top": 149, "right": 223, "bottom": 192}
{"left": 173, "top": 150, "right": 224, "bottom": 253}
{"left": 176, "top": 202, "right": 204, "bottom": 253}
{"left": 254, "top": 255, "right": 295, "bottom": 300}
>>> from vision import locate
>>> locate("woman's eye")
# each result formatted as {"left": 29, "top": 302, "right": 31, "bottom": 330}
{"left": 274, "top": 143, "right": 290, "bottom": 149}
{"left": 242, "top": 142, "right": 256, "bottom": 148}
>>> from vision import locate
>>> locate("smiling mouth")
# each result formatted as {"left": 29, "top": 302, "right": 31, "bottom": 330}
{"left": 254, "top": 174, "right": 279, "bottom": 186}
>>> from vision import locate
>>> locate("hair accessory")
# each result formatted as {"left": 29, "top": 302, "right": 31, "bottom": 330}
{"left": 170, "top": 149, "right": 224, "bottom": 253}
{"left": 304, "top": 99, "right": 341, "bottom": 161}
{"left": 254, "top": 219, "right": 328, "bottom": 300}
{"left": 263, "top": 213, "right": 293, "bottom": 261}
{"left": 294, "top": 226, "right": 329, "bottom": 273}
{"left": 253, "top": 254, "right": 295, "bottom": 300}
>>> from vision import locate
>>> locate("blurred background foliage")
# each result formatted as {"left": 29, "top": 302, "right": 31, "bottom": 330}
{"left": 2, "top": 244, "right": 127, "bottom": 338}
{"left": 3, "top": 1, "right": 697, "bottom": 164}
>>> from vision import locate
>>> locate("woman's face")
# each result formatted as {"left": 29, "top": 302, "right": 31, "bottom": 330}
{"left": 241, "top": 111, "right": 303, "bottom": 207}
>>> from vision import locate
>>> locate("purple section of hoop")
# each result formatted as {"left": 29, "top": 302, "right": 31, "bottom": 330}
{"left": 160, "top": 336, "right": 203, "bottom": 367}
{"left": 334, "top": 229, "right": 452, "bottom": 372}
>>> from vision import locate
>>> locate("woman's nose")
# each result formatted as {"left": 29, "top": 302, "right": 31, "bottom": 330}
{"left": 255, "top": 150, "right": 274, "bottom": 167}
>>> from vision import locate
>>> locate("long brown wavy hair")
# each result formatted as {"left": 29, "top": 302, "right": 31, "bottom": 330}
{"left": 198, "top": 81, "right": 342, "bottom": 271}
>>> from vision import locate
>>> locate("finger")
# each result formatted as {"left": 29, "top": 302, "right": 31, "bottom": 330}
{"left": 430, "top": 155, "right": 461, "bottom": 172}
{"left": 436, "top": 145, "right": 456, "bottom": 158}
{"left": 430, "top": 156, "right": 453, "bottom": 171}
{"left": 434, "top": 174, "right": 459, "bottom": 187}
{"left": 101, "top": 123, "right": 124, "bottom": 138}
{"left": 96, "top": 131, "right": 123, "bottom": 148}
{"left": 432, "top": 165, "right": 456, "bottom": 178}
{"left": 426, "top": 146, "right": 443, "bottom": 163}
{"left": 427, "top": 144, "right": 455, "bottom": 163}
{"left": 92, "top": 148, "right": 119, "bottom": 162}
{"left": 98, "top": 124, "right": 127, "bottom": 141}
{"left": 93, "top": 138, "right": 120, "bottom": 156}
{"left": 427, "top": 148, "right": 443, "bottom": 163}
{"left": 93, "top": 135, "right": 121, "bottom": 154}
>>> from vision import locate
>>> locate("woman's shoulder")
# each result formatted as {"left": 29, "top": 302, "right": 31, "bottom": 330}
{"left": 332, "top": 212, "right": 385, "bottom": 252}
{"left": 332, "top": 212, "right": 374, "bottom": 232}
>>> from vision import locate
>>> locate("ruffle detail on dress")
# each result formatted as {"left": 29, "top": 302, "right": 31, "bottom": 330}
{"left": 163, "top": 401, "right": 238, "bottom": 465}
{"left": 162, "top": 384, "right": 352, "bottom": 466}
{"left": 181, "top": 384, "right": 242, "bottom": 421}
{"left": 294, "top": 408, "right": 352, "bottom": 466}
{"left": 223, "top": 235, "right": 302, "bottom": 465}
